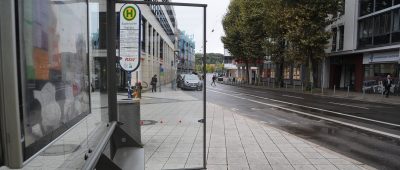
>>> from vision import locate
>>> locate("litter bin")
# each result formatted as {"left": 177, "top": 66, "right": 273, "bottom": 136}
{"left": 117, "top": 98, "right": 141, "bottom": 145}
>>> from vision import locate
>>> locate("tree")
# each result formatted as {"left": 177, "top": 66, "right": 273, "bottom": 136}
{"left": 222, "top": 0, "right": 267, "bottom": 84}
{"left": 284, "top": 0, "right": 343, "bottom": 89}
{"left": 222, "top": 0, "right": 248, "bottom": 82}
{"left": 263, "top": 0, "right": 291, "bottom": 87}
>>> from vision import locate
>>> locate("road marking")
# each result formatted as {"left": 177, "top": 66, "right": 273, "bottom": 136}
{"left": 232, "top": 108, "right": 239, "bottom": 111}
{"left": 282, "top": 95, "right": 304, "bottom": 99}
{"left": 212, "top": 88, "right": 400, "bottom": 128}
{"left": 251, "top": 108, "right": 262, "bottom": 111}
{"left": 328, "top": 102, "right": 369, "bottom": 110}
{"left": 207, "top": 89, "right": 400, "bottom": 140}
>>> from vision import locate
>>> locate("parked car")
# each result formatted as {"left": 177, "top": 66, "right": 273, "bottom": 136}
{"left": 177, "top": 74, "right": 189, "bottom": 88}
{"left": 181, "top": 74, "right": 203, "bottom": 91}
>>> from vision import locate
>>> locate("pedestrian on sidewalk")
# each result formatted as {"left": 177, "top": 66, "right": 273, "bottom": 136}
{"left": 211, "top": 74, "right": 217, "bottom": 86}
{"left": 151, "top": 74, "right": 158, "bottom": 92}
{"left": 383, "top": 74, "right": 393, "bottom": 98}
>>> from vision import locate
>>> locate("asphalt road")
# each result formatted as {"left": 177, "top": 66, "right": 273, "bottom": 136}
{"left": 184, "top": 78, "right": 400, "bottom": 170}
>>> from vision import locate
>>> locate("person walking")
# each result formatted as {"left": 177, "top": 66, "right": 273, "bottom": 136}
{"left": 383, "top": 74, "right": 393, "bottom": 98}
{"left": 211, "top": 74, "right": 217, "bottom": 86}
{"left": 151, "top": 74, "right": 158, "bottom": 92}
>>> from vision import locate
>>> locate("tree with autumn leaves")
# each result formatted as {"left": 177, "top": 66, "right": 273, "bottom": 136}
{"left": 222, "top": 0, "right": 343, "bottom": 88}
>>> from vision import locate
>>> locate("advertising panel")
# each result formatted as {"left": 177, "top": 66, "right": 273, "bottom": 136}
{"left": 119, "top": 4, "right": 141, "bottom": 72}
{"left": 19, "top": 0, "right": 89, "bottom": 160}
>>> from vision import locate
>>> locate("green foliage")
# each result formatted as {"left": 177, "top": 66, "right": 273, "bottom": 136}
{"left": 222, "top": 0, "right": 343, "bottom": 86}
{"left": 195, "top": 53, "right": 224, "bottom": 65}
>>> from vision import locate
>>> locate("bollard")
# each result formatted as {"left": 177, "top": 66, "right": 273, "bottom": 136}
{"left": 333, "top": 85, "right": 336, "bottom": 96}
{"left": 293, "top": 83, "right": 295, "bottom": 91}
{"left": 362, "top": 89, "right": 365, "bottom": 99}
{"left": 285, "top": 82, "right": 288, "bottom": 91}
{"left": 268, "top": 79, "right": 270, "bottom": 88}
{"left": 347, "top": 85, "right": 350, "bottom": 97}
{"left": 301, "top": 83, "right": 304, "bottom": 93}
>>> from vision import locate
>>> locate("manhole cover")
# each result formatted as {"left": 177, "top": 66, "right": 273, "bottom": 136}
{"left": 141, "top": 120, "right": 157, "bottom": 126}
{"left": 40, "top": 144, "right": 80, "bottom": 156}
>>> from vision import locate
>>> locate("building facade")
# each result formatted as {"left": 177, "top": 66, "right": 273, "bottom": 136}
{"left": 177, "top": 30, "right": 195, "bottom": 73}
{"left": 90, "top": 0, "right": 178, "bottom": 91}
{"left": 327, "top": 0, "right": 400, "bottom": 91}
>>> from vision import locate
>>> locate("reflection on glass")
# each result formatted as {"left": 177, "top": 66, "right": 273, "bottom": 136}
{"left": 20, "top": 0, "right": 89, "bottom": 160}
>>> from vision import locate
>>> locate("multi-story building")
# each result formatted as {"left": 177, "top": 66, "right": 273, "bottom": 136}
{"left": 327, "top": 0, "right": 400, "bottom": 91}
{"left": 177, "top": 30, "right": 195, "bottom": 73}
{"left": 90, "top": 0, "right": 178, "bottom": 90}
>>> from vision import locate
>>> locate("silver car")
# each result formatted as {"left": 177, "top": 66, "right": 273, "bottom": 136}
{"left": 181, "top": 74, "right": 203, "bottom": 91}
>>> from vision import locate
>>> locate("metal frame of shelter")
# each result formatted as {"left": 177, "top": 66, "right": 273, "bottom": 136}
{"left": 106, "top": 1, "right": 208, "bottom": 169}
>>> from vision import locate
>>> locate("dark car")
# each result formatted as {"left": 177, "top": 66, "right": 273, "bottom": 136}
{"left": 177, "top": 74, "right": 189, "bottom": 88}
{"left": 181, "top": 74, "right": 203, "bottom": 91}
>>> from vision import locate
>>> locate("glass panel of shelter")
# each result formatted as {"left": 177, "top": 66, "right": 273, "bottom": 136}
{"left": 135, "top": 4, "right": 205, "bottom": 169}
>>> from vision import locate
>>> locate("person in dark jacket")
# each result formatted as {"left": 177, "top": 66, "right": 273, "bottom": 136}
{"left": 383, "top": 74, "right": 393, "bottom": 98}
{"left": 151, "top": 75, "right": 158, "bottom": 92}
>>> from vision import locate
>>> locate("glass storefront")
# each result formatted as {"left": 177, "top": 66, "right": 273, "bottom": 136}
{"left": 364, "top": 63, "right": 399, "bottom": 79}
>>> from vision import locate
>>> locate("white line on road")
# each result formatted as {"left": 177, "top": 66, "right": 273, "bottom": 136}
{"left": 212, "top": 88, "right": 400, "bottom": 128}
{"left": 207, "top": 89, "right": 400, "bottom": 140}
{"left": 328, "top": 102, "right": 369, "bottom": 110}
{"left": 282, "top": 95, "right": 304, "bottom": 99}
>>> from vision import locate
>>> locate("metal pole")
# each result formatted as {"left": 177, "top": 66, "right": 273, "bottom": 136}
{"left": 347, "top": 85, "right": 350, "bottom": 97}
{"left": 202, "top": 6, "right": 207, "bottom": 169}
{"left": 107, "top": 0, "right": 117, "bottom": 121}
{"left": 106, "top": 0, "right": 117, "bottom": 159}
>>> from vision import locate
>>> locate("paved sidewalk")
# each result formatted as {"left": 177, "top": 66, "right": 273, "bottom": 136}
{"left": 220, "top": 81, "right": 400, "bottom": 105}
{"left": 140, "top": 89, "right": 374, "bottom": 170}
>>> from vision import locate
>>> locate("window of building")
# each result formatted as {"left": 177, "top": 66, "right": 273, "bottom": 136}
{"left": 148, "top": 25, "right": 151, "bottom": 54}
{"left": 338, "top": 25, "right": 344, "bottom": 50}
{"left": 358, "top": 17, "right": 374, "bottom": 47}
{"left": 141, "top": 18, "right": 146, "bottom": 52}
{"left": 293, "top": 66, "right": 301, "bottom": 80}
{"left": 360, "top": 0, "right": 374, "bottom": 16}
{"left": 375, "top": 0, "right": 392, "bottom": 11}
{"left": 331, "top": 28, "right": 337, "bottom": 51}
{"left": 153, "top": 30, "right": 156, "bottom": 56}
{"left": 160, "top": 39, "right": 164, "bottom": 59}
{"left": 393, "top": 8, "right": 400, "bottom": 42}
{"left": 365, "top": 63, "right": 399, "bottom": 78}
{"left": 284, "top": 66, "right": 291, "bottom": 79}
{"left": 374, "top": 12, "right": 391, "bottom": 45}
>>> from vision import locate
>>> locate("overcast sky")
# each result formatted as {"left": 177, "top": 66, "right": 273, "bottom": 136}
{"left": 173, "top": 0, "right": 230, "bottom": 54}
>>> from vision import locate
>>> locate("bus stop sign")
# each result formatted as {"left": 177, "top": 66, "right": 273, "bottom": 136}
{"left": 119, "top": 4, "right": 141, "bottom": 72}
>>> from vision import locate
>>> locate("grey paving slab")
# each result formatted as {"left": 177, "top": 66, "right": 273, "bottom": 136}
{"left": 140, "top": 90, "right": 375, "bottom": 170}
